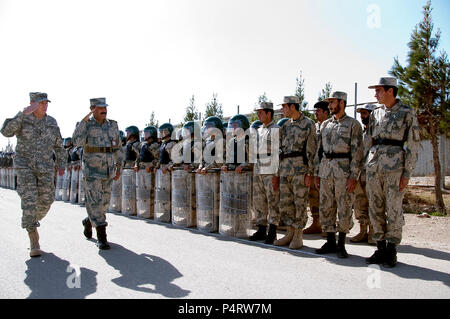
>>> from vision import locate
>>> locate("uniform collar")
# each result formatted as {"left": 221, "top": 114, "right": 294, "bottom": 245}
{"left": 332, "top": 114, "right": 347, "bottom": 123}
{"left": 263, "top": 121, "right": 275, "bottom": 128}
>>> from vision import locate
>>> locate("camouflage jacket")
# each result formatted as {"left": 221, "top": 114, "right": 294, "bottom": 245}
{"left": 1, "top": 111, "right": 66, "bottom": 172}
{"left": 315, "top": 115, "right": 363, "bottom": 180}
{"left": 279, "top": 114, "right": 317, "bottom": 177}
{"left": 72, "top": 117, "right": 123, "bottom": 179}
{"left": 123, "top": 139, "right": 140, "bottom": 169}
{"left": 366, "top": 100, "right": 420, "bottom": 179}
{"left": 200, "top": 137, "right": 224, "bottom": 171}
{"left": 254, "top": 121, "right": 280, "bottom": 175}
{"left": 224, "top": 134, "right": 253, "bottom": 171}
{"left": 158, "top": 139, "right": 177, "bottom": 170}
{"left": 136, "top": 141, "right": 160, "bottom": 169}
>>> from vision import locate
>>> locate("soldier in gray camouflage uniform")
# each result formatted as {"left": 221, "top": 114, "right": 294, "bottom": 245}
{"left": 274, "top": 96, "right": 317, "bottom": 250}
{"left": 248, "top": 102, "right": 281, "bottom": 245}
{"left": 304, "top": 100, "right": 329, "bottom": 236}
{"left": 1, "top": 92, "right": 66, "bottom": 257}
{"left": 365, "top": 77, "right": 420, "bottom": 267}
{"left": 350, "top": 103, "right": 376, "bottom": 244}
{"left": 72, "top": 98, "right": 123, "bottom": 250}
{"left": 314, "top": 91, "right": 364, "bottom": 258}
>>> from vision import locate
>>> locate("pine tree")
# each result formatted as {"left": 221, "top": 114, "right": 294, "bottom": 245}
{"left": 318, "top": 82, "right": 333, "bottom": 101}
{"left": 145, "top": 111, "right": 159, "bottom": 128}
{"left": 183, "top": 95, "right": 199, "bottom": 125}
{"left": 295, "top": 71, "right": 313, "bottom": 119}
{"left": 204, "top": 93, "right": 223, "bottom": 120}
{"left": 389, "top": 1, "right": 448, "bottom": 214}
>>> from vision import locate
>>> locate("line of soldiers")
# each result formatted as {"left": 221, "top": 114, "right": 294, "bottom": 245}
{"left": 1, "top": 77, "right": 420, "bottom": 268}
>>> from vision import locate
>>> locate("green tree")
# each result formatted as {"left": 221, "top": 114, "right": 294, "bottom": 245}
{"left": 295, "top": 71, "right": 313, "bottom": 119}
{"left": 318, "top": 82, "right": 333, "bottom": 101}
{"left": 183, "top": 94, "right": 199, "bottom": 125}
{"left": 389, "top": 1, "right": 448, "bottom": 214}
{"left": 204, "top": 93, "right": 223, "bottom": 120}
{"left": 145, "top": 111, "right": 159, "bottom": 128}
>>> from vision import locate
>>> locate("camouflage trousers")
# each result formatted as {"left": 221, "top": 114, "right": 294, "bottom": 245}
{"left": 366, "top": 170, "right": 405, "bottom": 245}
{"left": 84, "top": 177, "right": 113, "bottom": 228}
{"left": 252, "top": 174, "right": 280, "bottom": 226}
{"left": 16, "top": 168, "right": 55, "bottom": 232}
{"left": 353, "top": 180, "right": 369, "bottom": 225}
{"left": 279, "top": 174, "right": 309, "bottom": 229}
{"left": 319, "top": 175, "right": 355, "bottom": 233}
{"left": 308, "top": 184, "right": 320, "bottom": 218}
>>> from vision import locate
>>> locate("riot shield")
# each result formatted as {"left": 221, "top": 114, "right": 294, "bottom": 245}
{"left": 61, "top": 168, "right": 71, "bottom": 202}
{"left": 69, "top": 166, "right": 79, "bottom": 203}
{"left": 171, "top": 168, "right": 196, "bottom": 227}
{"left": 195, "top": 170, "right": 220, "bottom": 233}
{"left": 219, "top": 170, "right": 253, "bottom": 238}
{"left": 136, "top": 169, "right": 153, "bottom": 219}
{"left": 154, "top": 168, "right": 171, "bottom": 223}
{"left": 78, "top": 169, "right": 85, "bottom": 206}
{"left": 55, "top": 171, "right": 64, "bottom": 201}
{"left": 121, "top": 168, "right": 136, "bottom": 215}
{"left": 108, "top": 172, "right": 122, "bottom": 212}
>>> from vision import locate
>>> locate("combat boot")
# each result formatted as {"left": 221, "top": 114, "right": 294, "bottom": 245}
{"left": 336, "top": 232, "right": 348, "bottom": 258}
{"left": 28, "top": 229, "right": 42, "bottom": 257}
{"left": 82, "top": 217, "right": 92, "bottom": 239}
{"left": 350, "top": 223, "right": 368, "bottom": 243}
{"left": 303, "top": 215, "right": 322, "bottom": 234}
{"left": 274, "top": 226, "right": 295, "bottom": 246}
{"left": 249, "top": 225, "right": 267, "bottom": 241}
{"left": 315, "top": 232, "right": 337, "bottom": 254}
{"left": 384, "top": 242, "right": 397, "bottom": 268}
{"left": 288, "top": 228, "right": 303, "bottom": 250}
{"left": 365, "top": 240, "right": 386, "bottom": 264}
{"left": 265, "top": 224, "right": 277, "bottom": 244}
{"left": 368, "top": 225, "right": 376, "bottom": 245}
{"left": 96, "top": 225, "right": 110, "bottom": 250}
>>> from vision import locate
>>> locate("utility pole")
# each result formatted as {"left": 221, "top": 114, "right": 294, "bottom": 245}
{"left": 354, "top": 82, "right": 358, "bottom": 119}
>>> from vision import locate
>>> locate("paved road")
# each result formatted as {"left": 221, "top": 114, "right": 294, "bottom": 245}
{"left": 0, "top": 188, "right": 449, "bottom": 299}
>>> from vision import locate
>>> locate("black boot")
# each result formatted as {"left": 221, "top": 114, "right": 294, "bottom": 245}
{"left": 82, "top": 217, "right": 92, "bottom": 239}
{"left": 384, "top": 242, "right": 397, "bottom": 268}
{"left": 265, "top": 224, "right": 278, "bottom": 244}
{"left": 366, "top": 240, "right": 386, "bottom": 264}
{"left": 96, "top": 225, "right": 110, "bottom": 250}
{"left": 315, "top": 232, "right": 337, "bottom": 254}
{"left": 249, "top": 225, "right": 267, "bottom": 241}
{"left": 336, "top": 232, "right": 348, "bottom": 258}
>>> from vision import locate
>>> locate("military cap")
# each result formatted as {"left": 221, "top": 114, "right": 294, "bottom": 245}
{"left": 90, "top": 97, "right": 108, "bottom": 107}
{"left": 254, "top": 101, "right": 274, "bottom": 111}
{"left": 30, "top": 92, "right": 51, "bottom": 103}
{"left": 313, "top": 101, "right": 329, "bottom": 112}
{"left": 325, "top": 91, "right": 347, "bottom": 102}
{"left": 278, "top": 96, "right": 300, "bottom": 106}
{"left": 356, "top": 104, "right": 376, "bottom": 113}
{"left": 368, "top": 77, "right": 398, "bottom": 89}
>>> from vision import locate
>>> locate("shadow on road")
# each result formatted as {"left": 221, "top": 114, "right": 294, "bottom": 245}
{"left": 25, "top": 253, "right": 98, "bottom": 299}
{"left": 98, "top": 243, "right": 190, "bottom": 298}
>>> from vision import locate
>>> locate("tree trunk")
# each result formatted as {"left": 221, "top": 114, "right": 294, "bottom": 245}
{"left": 429, "top": 124, "right": 447, "bottom": 215}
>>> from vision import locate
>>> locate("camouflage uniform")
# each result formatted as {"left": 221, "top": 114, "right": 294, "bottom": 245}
{"left": 72, "top": 99, "right": 123, "bottom": 228}
{"left": 315, "top": 113, "right": 364, "bottom": 234}
{"left": 1, "top": 93, "right": 66, "bottom": 231}
{"left": 253, "top": 120, "right": 280, "bottom": 227}
{"left": 353, "top": 126, "right": 371, "bottom": 226}
{"left": 308, "top": 121, "right": 323, "bottom": 220}
{"left": 279, "top": 113, "right": 317, "bottom": 229}
{"left": 366, "top": 100, "right": 420, "bottom": 245}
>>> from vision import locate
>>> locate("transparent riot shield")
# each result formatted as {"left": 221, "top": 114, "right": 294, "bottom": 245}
{"left": 109, "top": 172, "right": 122, "bottom": 212}
{"left": 55, "top": 171, "right": 64, "bottom": 201}
{"left": 219, "top": 170, "right": 253, "bottom": 238}
{"left": 69, "top": 166, "right": 79, "bottom": 203}
{"left": 61, "top": 168, "right": 71, "bottom": 202}
{"left": 78, "top": 169, "right": 85, "bottom": 206}
{"left": 196, "top": 170, "right": 220, "bottom": 233}
{"left": 7, "top": 168, "right": 12, "bottom": 189}
{"left": 154, "top": 168, "right": 171, "bottom": 223}
{"left": 12, "top": 168, "right": 17, "bottom": 190}
{"left": 171, "top": 168, "right": 196, "bottom": 227}
{"left": 0, "top": 168, "right": 4, "bottom": 188}
{"left": 136, "top": 169, "right": 153, "bottom": 219}
{"left": 121, "top": 168, "right": 136, "bottom": 215}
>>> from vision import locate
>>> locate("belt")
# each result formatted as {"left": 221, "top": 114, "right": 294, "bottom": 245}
{"left": 84, "top": 146, "right": 115, "bottom": 153}
{"left": 280, "top": 150, "right": 308, "bottom": 165}
{"left": 324, "top": 152, "right": 351, "bottom": 159}
{"left": 373, "top": 138, "right": 404, "bottom": 147}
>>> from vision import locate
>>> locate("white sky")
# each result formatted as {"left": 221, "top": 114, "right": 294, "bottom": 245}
{"left": 1, "top": 0, "right": 449, "bottom": 148}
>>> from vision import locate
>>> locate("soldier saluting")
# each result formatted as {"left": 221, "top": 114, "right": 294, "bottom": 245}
{"left": 72, "top": 98, "right": 123, "bottom": 250}
{"left": 1, "top": 92, "right": 66, "bottom": 257}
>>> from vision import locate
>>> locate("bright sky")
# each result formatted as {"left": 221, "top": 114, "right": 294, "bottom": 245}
{"left": 1, "top": 0, "right": 449, "bottom": 149}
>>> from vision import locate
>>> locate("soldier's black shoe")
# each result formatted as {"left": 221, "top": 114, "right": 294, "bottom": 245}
{"left": 96, "top": 225, "right": 110, "bottom": 250}
{"left": 383, "top": 242, "right": 397, "bottom": 268}
{"left": 366, "top": 240, "right": 386, "bottom": 264}
{"left": 82, "top": 217, "right": 92, "bottom": 239}
{"left": 265, "top": 224, "right": 278, "bottom": 244}
{"left": 315, "top": 232, "right": 337, "bottom": 254}
{"left": 336, "top": 232, "right": 348, "bottom": 258}
{"left": 249, "top": 225, "right": 267, "bottom": 241}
